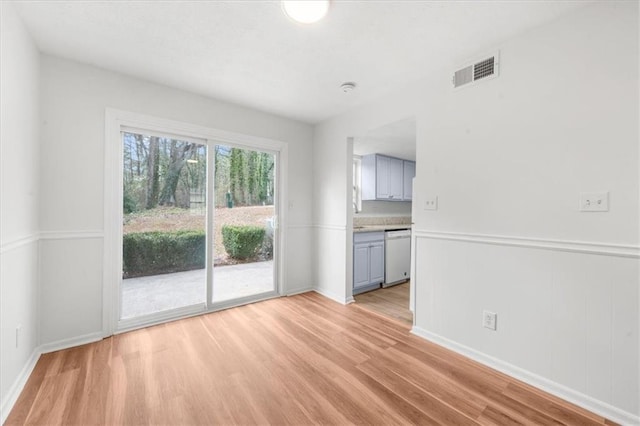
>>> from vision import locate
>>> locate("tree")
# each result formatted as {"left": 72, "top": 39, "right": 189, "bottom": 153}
{"left": 229, "top": 147, "right": 246, "bottom": 205}
{"left": 124, "top": 137, "right": 276, "bottom": 212}
{"left": 159, "top": 140, "right": 196, "bottom": 207}
{"left": 257, "top": 152, "right": 273, "bottom": 204}
{"left": 247, "top": 150, "right": 258, "bottom": 205}
{"left": 214, "top": 145, "right": 229, "bottom": 207}
{"left": 145, "top": 136, "right": 160, "bottom": 209}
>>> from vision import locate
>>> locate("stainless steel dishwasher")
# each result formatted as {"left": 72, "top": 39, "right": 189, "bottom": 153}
{"left": 383, "top": 229, "right": 411, "bottom": 287}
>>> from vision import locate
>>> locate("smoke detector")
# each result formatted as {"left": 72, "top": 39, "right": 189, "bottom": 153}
{"left": 340, "top": 82, "right": 356, "bottom": 93}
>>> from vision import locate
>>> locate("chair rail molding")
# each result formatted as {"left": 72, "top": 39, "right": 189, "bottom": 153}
{"left": 313, "top": 224, "right": 347, "bottom": 231}
{"left": 39, "top": 230, "right": 104, "bottom": 240}
{"left": 412, "top": 229, "right": 640, "bottom": 258}
{"left": 0, "top": 233, "right": 39, "bottom": 254}
{"left": 0, "top": 230, "right": 105, "bottom": 254}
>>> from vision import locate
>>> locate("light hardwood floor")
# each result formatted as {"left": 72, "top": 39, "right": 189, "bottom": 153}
{"left": 7, "top": 292, "right": 615, "bottom": 425}
{"left": 354, "top": 282, "right": 412, "bottom": 325}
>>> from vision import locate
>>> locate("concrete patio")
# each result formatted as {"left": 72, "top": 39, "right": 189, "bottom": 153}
{"left": 121, "top": 260, "right": 273, "bottom": 319}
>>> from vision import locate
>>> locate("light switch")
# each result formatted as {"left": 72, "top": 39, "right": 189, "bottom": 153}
{"left": 580, "top": 192, "right": 609, "bottom": 212}
{"left": 424, "top": 196, "right": 438, "bottom": 211}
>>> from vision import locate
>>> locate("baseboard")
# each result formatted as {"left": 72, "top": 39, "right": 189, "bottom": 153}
{"left": 285, "top": 286, "right": 313, "bottom": 296}
{"left": 0, "top": 348, "right": 40, "bottom": 424}
{"left": 312, "top": 288, "right": 349, "bottom": 305}
{"left": 411, "top": 326, "right": 639, "bottom": 426}
{"left": 38, "top": 331, "right": 104, "bottom": 354}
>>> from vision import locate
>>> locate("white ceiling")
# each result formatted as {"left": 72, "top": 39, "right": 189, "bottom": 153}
{"left": 13, "top": 0, "right": 589, "bottom": 124}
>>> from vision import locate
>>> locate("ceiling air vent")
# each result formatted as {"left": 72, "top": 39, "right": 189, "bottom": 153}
{"left": 453, "top": 51, "right": 500, "bottom": 88}
{"left": 454, "top": 65, "right": 473, "bottom": 88}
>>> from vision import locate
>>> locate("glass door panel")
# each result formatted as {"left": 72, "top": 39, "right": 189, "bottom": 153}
{"left": 121, "top": 131, "right": 207, "bottom": 319}
{"left": 212, "top": 145, "right": 276, "bottom": 303}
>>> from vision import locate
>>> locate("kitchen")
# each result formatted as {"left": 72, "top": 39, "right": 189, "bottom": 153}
{"left": 351, "top": 117, "right": 416, "bottom": 324}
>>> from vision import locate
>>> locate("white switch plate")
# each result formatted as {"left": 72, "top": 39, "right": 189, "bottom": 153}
{"left": 483, "top": 310, "right": 497, "bottom": 331}
{"left": 424, "top": 196, "right": 438, "bottom": 211}
{"left": 580, "top": 192, "right": 609, "bottom": 212}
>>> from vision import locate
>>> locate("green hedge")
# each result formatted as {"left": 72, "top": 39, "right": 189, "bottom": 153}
{"left": 123, "top": 230, "right": 205, "bottom": 278}
{"left": 222, "top": 225, "right": 265, "bottom": 260}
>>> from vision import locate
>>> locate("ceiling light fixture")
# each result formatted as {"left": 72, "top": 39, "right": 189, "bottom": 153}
{"left": 281, "top": 1, "right": 329, "bottom": 24}
{"left": 340, "top": 82, "right": 356, "bottom": 93}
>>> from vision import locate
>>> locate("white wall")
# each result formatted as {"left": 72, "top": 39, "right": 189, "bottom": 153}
{"left": 0, "top": 1, "right": 41, "bottom": 419}
{"left": 38, "top": 56, "right": 314, "bottom": 344}
{"left": 313, "top": 1, "right": 639, "bottom": 422}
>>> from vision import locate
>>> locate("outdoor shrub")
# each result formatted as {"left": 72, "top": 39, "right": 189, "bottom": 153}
{"left": 260, "top": 232, "right": 273, "bottom": 259}
{"left": 123, "top": 192, "right": 138, "bottom": 214}
{"left": 222, "top": 225, "right": 265, "bottom": 260}
{"left": 260, "top": 218, "right": 274, "bottom": 260}
{"left": 123, "top": 230, "right": 205, "bottom": 277}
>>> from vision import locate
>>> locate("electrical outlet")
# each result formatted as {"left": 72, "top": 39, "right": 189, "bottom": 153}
{"left": 483, "top": 311, "right": 497, "bottom": 331}
{"left": 424, "top": 196, "right": 438, "bottom": 211}
{"left": 580, "top": 192, "right": 609, "bottom": 212}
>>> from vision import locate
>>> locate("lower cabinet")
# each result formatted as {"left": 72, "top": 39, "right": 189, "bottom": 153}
{"left": 353, "top": 231, "right": 385, "bottom": 295}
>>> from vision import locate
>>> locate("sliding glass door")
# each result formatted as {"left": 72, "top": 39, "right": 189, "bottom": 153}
{"left": 118, "top": 129, "right": 278, "bottom": 326}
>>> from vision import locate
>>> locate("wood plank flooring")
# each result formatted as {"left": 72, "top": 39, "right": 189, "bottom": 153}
{"left": 354, "top": 282, "right": 413, "bottom": 325}
{"left": 6, "top": 292, "right": 615, "bottom": 425}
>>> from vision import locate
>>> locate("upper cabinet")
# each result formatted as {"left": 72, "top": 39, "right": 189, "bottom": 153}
{"left": 362, "top": 154, "right": 415, "bottom": 201}
{"left": 375, "top": 155, "right": 403, "bottom": 200}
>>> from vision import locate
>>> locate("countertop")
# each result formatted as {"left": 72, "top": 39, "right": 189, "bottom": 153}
{"left": 353, "top": 224, "right": 412, "bottom": 233}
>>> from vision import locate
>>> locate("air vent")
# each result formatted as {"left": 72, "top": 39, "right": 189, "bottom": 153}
{"left": 453, "top": 51, "right": 500, "bottom": 88}
{"left": 454, "top": 66, "right": 473, "bottom": 88}
{"left": 473, "top": 57, "right": 495, "bottom": 80}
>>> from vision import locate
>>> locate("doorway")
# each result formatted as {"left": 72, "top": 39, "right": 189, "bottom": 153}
{"left": 109, "top": 116, "right": 281, "bottom": 332}
{"left": 350, "top": 117, "right": 416, "bottom": 325}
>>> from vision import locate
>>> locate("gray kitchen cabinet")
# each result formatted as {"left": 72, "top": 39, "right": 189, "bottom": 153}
{"left": 353, "top": 244, "right": 371, "bottom": 289}
{"left": 369, "top": 241, "right": 385, "bottom": 283}
{"left": 403, "top": 160, "right": 416, "bottom": 200}
{"left": 353, "top": 231, "right": 385, "bottom": 294}
{"left": 362, "top": 154, "right": 413, "bottom": 201}
{"left": 377, "top": 155, "right": 403, "bottom": 200}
